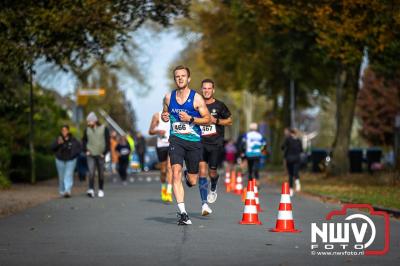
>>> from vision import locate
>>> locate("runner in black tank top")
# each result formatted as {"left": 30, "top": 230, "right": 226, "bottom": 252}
{"left": 198, "top": 79, "right": 232, "bottom": 215}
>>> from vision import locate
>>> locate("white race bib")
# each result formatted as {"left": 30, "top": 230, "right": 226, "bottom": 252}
{"left": 172, "top": 122, "right": 191, "bottom": 134}
{"left": 201, "top": 124, "right": 217, "bottom": 136}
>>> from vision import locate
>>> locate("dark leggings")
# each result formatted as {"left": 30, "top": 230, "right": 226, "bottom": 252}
{"left": 87, "top": 156, "right": 105, "bottom": 190}
{"left": 138, "top": 153, "right": 145, "bottom": 171}
{"left": 247, "top": 157, "right": 260, "bottom": 180}
{"left": 118, "top": 156, "right": 129, "bottom": 181}
{"left": 286, "top": 161, "right": 300, "bottom": 188}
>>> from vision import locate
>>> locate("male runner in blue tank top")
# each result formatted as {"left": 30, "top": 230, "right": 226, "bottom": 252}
{"left": 161, "top": 65, "right": 211, "bottom": 225}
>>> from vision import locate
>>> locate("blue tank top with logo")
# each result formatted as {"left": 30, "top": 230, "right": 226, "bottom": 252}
{"left": 168, "top": 89, "right": 202, "bottom": 142}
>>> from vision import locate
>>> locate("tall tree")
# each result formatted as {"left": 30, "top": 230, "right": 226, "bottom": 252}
{"left": 0, "top": 0, "right": 190, "bottom": 183}
{"left": 311, "top": 0, "right": 400, "bottom": 175}
{"left": 176, "top": 0, "right": 334, "bottom": 163}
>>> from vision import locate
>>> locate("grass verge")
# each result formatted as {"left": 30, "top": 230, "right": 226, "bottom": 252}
{"left": 267, "top": 171, "right": 400, "bottom": 210}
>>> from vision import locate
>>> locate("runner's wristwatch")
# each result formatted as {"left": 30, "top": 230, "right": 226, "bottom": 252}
{"left": 190, "top": 116, "right": 195, "bottom": 123}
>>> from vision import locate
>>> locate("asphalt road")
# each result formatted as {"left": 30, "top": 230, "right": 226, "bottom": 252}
{"left": 0, "top": 171, "right": 399, "bottom": 266}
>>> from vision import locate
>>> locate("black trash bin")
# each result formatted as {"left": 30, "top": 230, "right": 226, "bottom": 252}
{"left": 311, "top": 149, "right": 328, "bottom": 172}
{"left": 366, "top": 148, "right": 382, "bottom": 173}
{"left": 348, "top": 148, "right": 363, "bottom": 173}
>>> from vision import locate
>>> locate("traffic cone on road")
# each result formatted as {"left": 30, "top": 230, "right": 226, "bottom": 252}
{"left": 234, "top": 171, "right": 243, "bottom": 195}
{"left": 270, "top": 182, "right": 300, "bottom": 233}
{"left": 230, "top": 170, "right": 236, "bottom": 193}
{"left": 224, "top": 168, "right": 231, "bottom": 192}
{"left": 239, "top": 180, "right": 262, "bottom": 225}
{"left": 253, "top": 180, "right": 263, "bottom": 212}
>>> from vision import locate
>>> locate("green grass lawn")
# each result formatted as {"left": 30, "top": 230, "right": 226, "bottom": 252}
{"left": 267, "top": 171, "right": 400, "bottom": 210}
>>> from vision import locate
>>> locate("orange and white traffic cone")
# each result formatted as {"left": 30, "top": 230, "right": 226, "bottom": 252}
{"left": 239, "top": 180, "right": 262, "bottom": 225}
{"left": 230, "top": 170, "right": 236, "bottom": 193}
{"left": 253, "top": 180, "right": 263, "bottom": 212}
{"left": 234, "top": 171, "right": 243, "bottom": 195}
{"left": 224, "top": 168, "right": 231, "bottom": 192}
{"left": 270, "top": 182, "right": 301, "bottom": 233}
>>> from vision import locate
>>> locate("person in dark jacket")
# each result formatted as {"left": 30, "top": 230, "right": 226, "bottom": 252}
{"left": 51, "top": 125, "right": 81, "bottom": 197}
{"left": 82, "top": 112, "right": 110, "bottom": 198}
{"left": 135, "top": 131, "right": 147, "bottom": 172}
{"left": 115, "top": 135, "right": 131, "bottom": 185}
{"left": 281, "top": 128, "right": 303, "bottom": 196}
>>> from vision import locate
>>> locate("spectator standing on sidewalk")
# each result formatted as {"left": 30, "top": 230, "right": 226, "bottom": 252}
{"left": 116, "top": 135, "right": 131, "bottom": 185}
{"left": 281, "top": 128, "right": 303, "bottom": 196}
{"left": 51, "top": 125, "right": 81, "bottom": 198}
{"left": 135, "top": 131, "right": 147, "bottom": 172}
{"left": 83, "top": 112, "right": 110, "bottom": 198}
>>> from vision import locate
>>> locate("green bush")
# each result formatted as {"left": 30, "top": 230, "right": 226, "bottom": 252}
{"left": 0, "top": 170, "right": 11, "bottom": 188}
{"left": 9, "top": 152, "right": 57, "bottom": 183}
{"left": 0, "top": 118, "right": 12, "bottom": 185}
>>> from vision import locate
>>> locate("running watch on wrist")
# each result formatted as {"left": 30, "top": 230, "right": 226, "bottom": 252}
{"left": 189, "top": 116, "right": 195, "bottom": 123}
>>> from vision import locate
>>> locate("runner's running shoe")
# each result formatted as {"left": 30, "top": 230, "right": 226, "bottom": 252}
{"left": 201, "top": 203, "right": 213, "bottom": 216}
{"left": 177, "top": 212, "right": 192, "bottom": 225}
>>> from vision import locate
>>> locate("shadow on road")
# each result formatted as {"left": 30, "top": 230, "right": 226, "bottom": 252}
{"left": 145, "top": 216, "right": 177, "bottom": 224}
{"left": 140, "top": 198, "right": 172, "bottom": 205}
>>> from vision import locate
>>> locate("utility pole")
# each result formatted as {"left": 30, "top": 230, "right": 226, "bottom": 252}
{"left": 243, "top": 90, "right": 253, "bottom": 130}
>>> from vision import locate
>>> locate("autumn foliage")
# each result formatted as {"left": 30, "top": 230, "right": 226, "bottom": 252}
{"left": 357, "top": 69, "right": 400, "bottom": 146}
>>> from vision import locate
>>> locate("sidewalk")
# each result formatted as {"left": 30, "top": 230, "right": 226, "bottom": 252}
{"left": 0, "top": 177, "right": 86, "bottom": 218}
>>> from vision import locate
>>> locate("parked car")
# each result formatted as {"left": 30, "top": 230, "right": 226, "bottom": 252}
{"left": 130, "top": 146, "right": 159, "bottom": 172}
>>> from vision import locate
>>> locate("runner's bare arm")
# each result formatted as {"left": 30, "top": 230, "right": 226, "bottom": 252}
{"left": 148, "top": 113, "right": 160, "bottom": 135}
{"left": 161, "top": 93, "right": 171, "bottom": 122}
{"left": 216, "top": 116, "right": 233, "bottom": 126}
{"left": 193, "top": 93, "right": 211, "bottom": 125}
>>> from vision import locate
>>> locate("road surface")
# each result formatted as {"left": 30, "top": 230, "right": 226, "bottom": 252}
{"left": 0, "top": 171, "right": 399, "bottom": 265}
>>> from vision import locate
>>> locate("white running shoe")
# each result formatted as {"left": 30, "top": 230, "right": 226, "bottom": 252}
{"left": 201, "top": 203, "right": 213, "bottom": 216}
{"left": 290, "top": 188, "right": 294, "bottom": 197}
{"left": 295, "top": 179, "right": 301, "bottom": 192}
{"left": 87, "top": 189, "right": 95, "bottom": 198}
{"left": 98, "top": 190, "right": 104, "bottom": 198}
{"left": 207, "top": 190, "right": 218, "bottom": 204}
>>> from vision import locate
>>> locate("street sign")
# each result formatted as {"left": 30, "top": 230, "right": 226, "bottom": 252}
{"left": 77, "top": 88, "right": 106, "bottom": 96}
{"left": 76, "top": 88, "right": 106, "bottom": 106}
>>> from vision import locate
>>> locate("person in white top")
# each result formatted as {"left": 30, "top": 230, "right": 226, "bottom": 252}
{"left": 149, "top": 112, "right": 173, "bottom": 202}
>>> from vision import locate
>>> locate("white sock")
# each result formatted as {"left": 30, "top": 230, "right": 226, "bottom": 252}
{"left": 177, "top": 202, "right": 186, "bottom": 214}
{"left": 167, "top": 184, "right": 172, "bottom": 193}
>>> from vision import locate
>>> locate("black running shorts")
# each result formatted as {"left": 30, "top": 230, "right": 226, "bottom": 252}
{"left": 200, "top": 143, "right": 221, "bottom": 170}
{"left": 156, "top": 147, "right": 169, "bottom": 162}
{"left": 169, "top": 135, "right": 202, "bottom": 174}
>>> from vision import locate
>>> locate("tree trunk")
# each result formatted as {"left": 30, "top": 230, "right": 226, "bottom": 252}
{"left": 29, "top": 66, "right": 36, "bottom": 184}
{"left": 327, "top": 67, "right": 359, "bottom": 176}
{"left": 271, "top": 86, "right": 291, "bottom": 166}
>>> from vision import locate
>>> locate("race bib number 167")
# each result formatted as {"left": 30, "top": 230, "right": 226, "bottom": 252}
{"left": 201, "top": 124, "right": 217, "bottom": 136}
